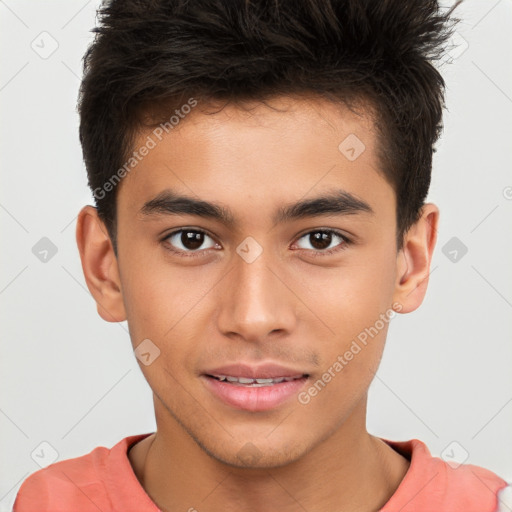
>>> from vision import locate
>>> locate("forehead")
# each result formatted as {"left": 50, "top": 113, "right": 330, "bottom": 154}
{"left": 117, "top": 95, "right": 393, "bottom": 224}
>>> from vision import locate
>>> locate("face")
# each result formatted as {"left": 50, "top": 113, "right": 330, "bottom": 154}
{"left": 79, "top": 95, "right": 436, "bottom": 469}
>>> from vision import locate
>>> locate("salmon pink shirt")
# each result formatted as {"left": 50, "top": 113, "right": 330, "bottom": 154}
{"left": 13, "top": 433, "right": 511, "bottom": 511}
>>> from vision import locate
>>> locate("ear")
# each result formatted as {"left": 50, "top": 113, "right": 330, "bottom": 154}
{"left": 392, "top": 203, "right": 439, "bottom": 314}
{"left": 76, "top": 205, "right": 126, "bottom": 322}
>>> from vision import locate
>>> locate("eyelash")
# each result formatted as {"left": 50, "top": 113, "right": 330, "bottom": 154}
{"left": 298, "top": 229, "right": 352, "bottom": 258}
{"left": 161, "top": 228, "right": 352, "bottom": 259}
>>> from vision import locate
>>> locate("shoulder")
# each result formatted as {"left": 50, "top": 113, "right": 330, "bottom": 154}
{"left": 381, "top": 438, "right": 510, "bottom": 512}
{"left": 13, "top": 444, "right": 110, "bottom": 512}
{"left": 13, "top": 434, "right": 150, "bottom": 512}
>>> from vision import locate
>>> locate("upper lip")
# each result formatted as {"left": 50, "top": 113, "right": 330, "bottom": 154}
{"left": 203, "top": 363, "right": 308, "bottom": 380}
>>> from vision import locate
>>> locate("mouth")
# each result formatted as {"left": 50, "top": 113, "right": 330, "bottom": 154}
{"left": 206, "top": 374, "right": 308, "bottom": 387}
{"left": 201, "top": 366, "right": 310, "bottom": 411}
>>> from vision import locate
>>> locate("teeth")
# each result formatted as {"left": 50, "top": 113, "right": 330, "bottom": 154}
{"left": 211, "top": 375, "right": 303, "bottom": 386}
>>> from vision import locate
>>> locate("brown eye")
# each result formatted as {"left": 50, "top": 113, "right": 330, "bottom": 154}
{"left": 295, "top": 229, "right": 350, "bottom": 255}
{"left": 164, "top": 229, "right": 217, "bottom": 254}
{"left": 309, "top": 231, "right": 334, "bottom": 250}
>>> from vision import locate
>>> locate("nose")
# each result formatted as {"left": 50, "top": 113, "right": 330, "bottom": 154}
{"left": 216, "top": 243, "right": 298, "bottom": 344}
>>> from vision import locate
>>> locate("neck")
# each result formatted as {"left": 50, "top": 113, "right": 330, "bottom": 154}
{"left": 130, "top": 400, "right": 410, "bottom": 512}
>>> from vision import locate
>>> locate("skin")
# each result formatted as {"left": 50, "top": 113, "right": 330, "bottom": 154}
{"left": 76, "top": 94, "right": 438, "bottom": 512}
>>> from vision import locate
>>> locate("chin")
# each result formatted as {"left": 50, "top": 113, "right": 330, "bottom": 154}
{"left": 196, "top": 435, "right": 312, "bottom": 470}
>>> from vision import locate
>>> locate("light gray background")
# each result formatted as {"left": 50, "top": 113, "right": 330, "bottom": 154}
{"left": 1, "top": 1, "right": 511, "bottom": 509}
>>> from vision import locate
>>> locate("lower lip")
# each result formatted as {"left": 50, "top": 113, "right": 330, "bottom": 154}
{"left": 201, "top": 375, "right": 309, "bottom": 412}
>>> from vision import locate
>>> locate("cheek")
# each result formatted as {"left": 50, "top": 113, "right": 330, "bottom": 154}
{"left": 312, "top": 260, "right": 396, "bottom": 332}
{"left": 298, "top": 320, "right": 391, "bottom": 421}
{"left": 119, "top": 258, "right": 219, "bottom": 381}
{"left": 302, "top": 246, "right": 396, "bottom": 368}
{"left": 119, "top": 250, "right": 204, "bottom": 338}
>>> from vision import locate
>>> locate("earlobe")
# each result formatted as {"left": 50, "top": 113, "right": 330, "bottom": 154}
{"left": 76, "top": 205, "right": 127, "bottom": 323}
{"left": 392, "top": 203, "right": 439, "bottom": 314}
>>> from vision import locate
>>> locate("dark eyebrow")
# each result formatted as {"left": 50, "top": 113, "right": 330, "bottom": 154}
{"left": 139, "top": 188, "right": 374, "bottom": 226}
{"left": 274, "top": 190, "right": 374, "bottom": 223}
{"left": 139, "top": 190, "right": 236, "bottom": 226}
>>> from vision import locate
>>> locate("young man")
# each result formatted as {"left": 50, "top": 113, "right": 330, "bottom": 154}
{"left": 13, "top": 0, "right": 511, "bottom": 510}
